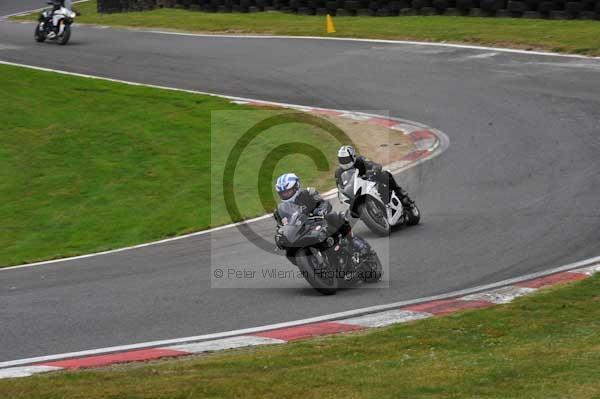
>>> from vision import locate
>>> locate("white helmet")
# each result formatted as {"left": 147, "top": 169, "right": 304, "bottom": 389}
{"left": 275, "top": 173, "right": 301, "bottom": 202}
{"left": 337, "top": 145, "right": 356, "bottom": 170}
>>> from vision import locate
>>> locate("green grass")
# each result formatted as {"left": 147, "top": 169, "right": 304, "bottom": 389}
{"left": 16, "top": 0, "right": 600, "bottom": 56}
{"left": 0, "top": 64, "right": 343, "bottom": 266}
{"left": 1, "top": 275, "right": 599, "bottom": 398}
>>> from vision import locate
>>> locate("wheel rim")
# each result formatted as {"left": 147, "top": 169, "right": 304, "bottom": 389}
{"left": 366, "top": 198, "right": 388, "bottom": 229}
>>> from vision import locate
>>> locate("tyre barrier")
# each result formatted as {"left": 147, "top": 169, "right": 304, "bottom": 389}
{"left": 97, "top": 0, "right": 600, "bottom": 19}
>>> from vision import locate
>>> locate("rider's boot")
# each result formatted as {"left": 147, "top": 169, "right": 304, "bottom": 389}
{"left": 396, "top": 187, "right": 414, "bottom": 208}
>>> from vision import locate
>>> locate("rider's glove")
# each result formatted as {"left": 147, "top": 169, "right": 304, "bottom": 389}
{"left": 365, "top": 170, "right": 378, "bottom": 180}
{"left": 313, "top": 208, "right": 327, "bottom": 216}
{"left": 275, "top": 233, "right": 285, "bottom": 249}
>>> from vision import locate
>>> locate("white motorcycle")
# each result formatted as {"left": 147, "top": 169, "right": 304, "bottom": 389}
{"left": 35, "top": 1, "right": 76, "bottom": 45}
{"left": 337, "top": 168, "right": 420, "bottom": 236}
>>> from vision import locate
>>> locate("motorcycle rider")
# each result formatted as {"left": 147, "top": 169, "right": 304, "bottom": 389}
{"left": 273, "top": 173, "right": 370, "bottom": 265}
{"left": 46, "top": 0, "right": 72, "bottom": 39}
{"left": 274, "top": 172, "right": 339, "bottom": 228}
{"left": 335, "top": 145, "right": 414, "bottom": 208}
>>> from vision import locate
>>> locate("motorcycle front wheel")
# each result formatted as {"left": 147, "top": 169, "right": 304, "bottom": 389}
{"left": 34, "top": 24, "right": 46, "bottom": 42}
{"left": 360, "top": 197, "right": 390, "bottom": 237}
{"left": 58, "top": 24, "right": 71, "bottom": 45}
{"left": 295, "top": 249, "right": 338, "bottom": 295}
{"left": 404, "top": 203, "right": 421, "bottom": 226}
{"left": 361, "top": 249, "right": 383, "bottom": 283}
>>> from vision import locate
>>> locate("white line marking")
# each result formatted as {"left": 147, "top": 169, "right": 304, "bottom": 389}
{"left": 463, "top": 52, "right": 499, "bottom": 59}
{"left": 0, "top": 60, "right": 447, "bottom": 270}
{"left": 341, "top": 310, "right": 431, "bottom": 328}
{"left": 461, "top": 286, "right": 537, "bottom": 304}
{"left": 126, "top": 30, "right": 600, "bottom": 61}
{"left": 168, "top": 336, "right": 285, "bottom": 353}
{"left": 1, "top": 254, "right": 598, "bottom": 369}
{"left": 0, "top": 365, "right": 62, "bottom": 379}
{"left": 572, "top": 264, "right": 600, "bottom": 276}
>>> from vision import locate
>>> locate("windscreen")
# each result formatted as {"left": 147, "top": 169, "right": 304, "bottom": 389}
{"left": 277, "top": 202, "right": 307, "bottom": 226}
{"left": 340, "top": 168, "right": 357, "bottom": 198}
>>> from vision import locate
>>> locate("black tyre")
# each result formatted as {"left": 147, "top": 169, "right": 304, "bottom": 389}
{"left": 537, "top": 1, "right": 553, "bottom": 12}
{"left": 359, "top": 197, "right": 390, "bottom": 237}
{"left": 377, "top": 7, "right": 396, "bottom": 15}
{"left": 524, "top": 0, "right": 538, "bottom": 10}
{"left": 457, "top": 0, "right": 474, "bottom": 11}
{"left": 357, "top": 7, "right": 376, "bottom": 14}
{"left": 404, "top": 203, "right": 421, "bottom": 226}
{"left": 508, "top": 0, "right": 527, "bottom": 12}
{"left": 433, "top": 0, "right": 449, "bottom": 11}
{"left": 58, "top": 24, "right": 71, "bottom": 45}
{"left": 345, "top": 0, "right": 361, "bottom": 9}
{"left": 296, "top": 250, "right": 338, "bottom": 295}
{"left": 361, "top": 249, "right": 383, "bottom": 283}
{"left": 412, "top": 0, "right": 425, "bottom": 9}
{"left": 565, "top": 1, "right": 582, "bottom": 16}
{"left": 480, "top": 0, "right": 500, "bottom": 10}
{"left": 34, "top": 24, "right": 46, "bottom": 42}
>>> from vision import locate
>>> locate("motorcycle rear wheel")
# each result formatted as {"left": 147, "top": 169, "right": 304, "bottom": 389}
{"left": 360, "top": 197, "right": 390, "bottom": 237}
{"left": 296, "top": 249, "right": 338, "bottom": 295}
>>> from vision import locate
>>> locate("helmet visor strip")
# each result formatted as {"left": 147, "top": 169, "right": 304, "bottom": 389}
{"left": 338, "top": 155, "right": 354, "bottom": 165}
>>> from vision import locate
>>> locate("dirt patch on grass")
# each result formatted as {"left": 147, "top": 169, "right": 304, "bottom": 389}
{"left": 320, "top": 113, "right": 412, "bottom": 165}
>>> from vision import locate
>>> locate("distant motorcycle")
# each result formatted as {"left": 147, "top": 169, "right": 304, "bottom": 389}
{"left": 35, "top": 1, "right": 76, "bottom": 45}
{"left": 275, "top": 202, "right": 383, "bottom": 295}
{"left": 338, "top": 168, "right": 420, "bottom": 236}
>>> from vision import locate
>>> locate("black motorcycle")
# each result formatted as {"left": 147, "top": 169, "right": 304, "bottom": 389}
{"left": 275, "top": 202, "right": 383, "bottom": 295}
{"left": 35, "top": 1, "right": 76, "bottom": 45}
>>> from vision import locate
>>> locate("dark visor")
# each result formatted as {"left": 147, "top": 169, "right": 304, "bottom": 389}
{"left": 278, "top": 187, "right": 297, "bottom": 200}
{"left": 339, "top": 156, "right": 354, "bottom": 165}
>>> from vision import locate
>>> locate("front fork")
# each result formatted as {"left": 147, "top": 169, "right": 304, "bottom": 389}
{"left": 57, "top": 19, "right": 66, "bottom": 35}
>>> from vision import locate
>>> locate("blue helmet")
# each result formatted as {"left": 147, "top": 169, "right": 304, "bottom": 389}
{"left": 275, "top": 173, "right": 300, "bottom": 202}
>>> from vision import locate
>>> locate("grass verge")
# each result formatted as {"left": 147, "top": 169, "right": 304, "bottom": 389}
{"left": 1, "top": 275, "right": 599, "bottom": 398}
{"left": 14, "top": 0, "right": 600, "bottom": 56}
{"left": 1, "top": 63, "right": 378, "bottom": 266}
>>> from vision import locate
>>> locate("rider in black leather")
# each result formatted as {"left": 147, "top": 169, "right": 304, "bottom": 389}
{"left": 46, "top": 0, "right": 72, "bottom": 37}
{"left": 335, "top": 145, "right": 414, "bottom": 206}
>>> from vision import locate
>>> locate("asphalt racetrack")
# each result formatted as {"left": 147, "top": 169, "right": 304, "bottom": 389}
{"left": 1, "top": 1, "right": 599, "bottom": 363}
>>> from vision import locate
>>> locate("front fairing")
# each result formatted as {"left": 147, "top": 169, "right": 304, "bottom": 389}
{"left": 338, "top": 168, "right": 357, "bottom": 204}
{"left": 277, "top": 202, "right": 328, "bottom": 248}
